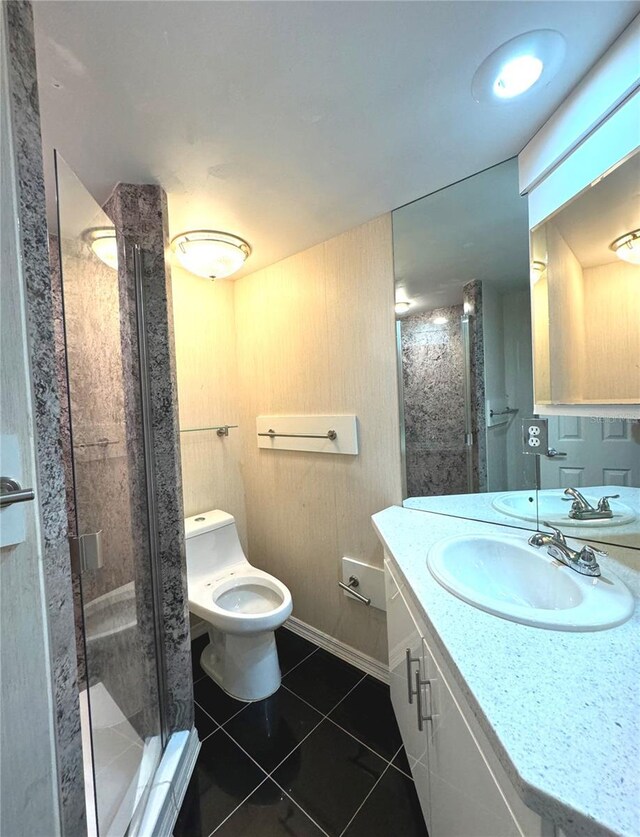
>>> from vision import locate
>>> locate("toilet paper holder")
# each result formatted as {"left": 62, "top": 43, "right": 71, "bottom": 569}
{"left": 338, "top": 575, "right": 371, "bottom": 606}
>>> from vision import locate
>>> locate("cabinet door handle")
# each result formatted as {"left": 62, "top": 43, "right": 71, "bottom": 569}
{"left": 405, "top": 648, "right": 420, "bottom": 704}
{"left": 415, "top": 670, "right": 437, "bottom": 731}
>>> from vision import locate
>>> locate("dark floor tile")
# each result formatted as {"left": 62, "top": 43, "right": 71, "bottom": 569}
{"left": 174, "top": 729, "right": 266, "bottom": 837}
{"left": 194, "top": 674, "right": 247, "bottom": 725}
{"left": 283, "top": 649, "right": 364, "bottom": 714}
{"left": 328, "top": 675, "right": 402, "bottom": 761}
{"left": 225, "top": 686, "right": 323, "bottom": 773}
{"left": 191, "top": 633, "right": 209, "bottom": 683}
{"left": 392, "top": 746, "right": 412, "bottom": 778}
{"left": 343, "top": 764, "right": 427, "bottom": 836}
{"left": 272, "top": 718, "right": 386, "bottom": 836}
{"left": 275, "top": 627, "right": 318, "bottom": 675}
{"left": 214, "top": 779, "right": 325, "bottom": 836}
{"left": 194, "top": 702, "right": 218, "bottom": 741}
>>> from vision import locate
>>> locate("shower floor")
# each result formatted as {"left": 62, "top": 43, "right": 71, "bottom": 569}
{"left": 80, "top": 682, "right": 160, "bottom": 836}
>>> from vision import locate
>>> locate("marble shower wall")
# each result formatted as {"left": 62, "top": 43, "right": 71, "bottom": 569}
{"left": 105, "top": 184, "right": 193, "bottom": 733}
{"left": 3, "top": 2, "right": 85, "bottom": 833}
{"left": 401, "top": 305, "right": 468, "bottom": 497}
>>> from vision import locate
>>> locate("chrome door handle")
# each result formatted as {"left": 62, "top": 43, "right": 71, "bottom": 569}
{"left": 546, "top": 448, "right": 567, "bottom": 458}
{"left": 416, "top": 670, "right": 437, "bottom": 731}
{"left": 405, "top": 648, "right": 420, "bottom": 704}
{"left": 0, "top": 477, "right": 35, "bottom": 507}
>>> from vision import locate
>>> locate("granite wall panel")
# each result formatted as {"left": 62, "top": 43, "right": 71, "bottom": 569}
{"left": 401, "top": 305, "right": 468, "bottom": 497}
{"left": 105, "top": 184, "right": 193, "bottom": 733}
{"left": 5, "top": 3, "right": 85, "bottom": 833}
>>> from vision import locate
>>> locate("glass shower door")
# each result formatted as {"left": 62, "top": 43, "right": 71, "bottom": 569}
{"left": 54, "top": 154, "right": 165, "bottom": 836}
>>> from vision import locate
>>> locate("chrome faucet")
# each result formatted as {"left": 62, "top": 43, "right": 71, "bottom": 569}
{"left": 528, "top": 524, "right": 604, "bottom": 577}
{"left": 563, "top": 487, "right": 620, "bottom": 521}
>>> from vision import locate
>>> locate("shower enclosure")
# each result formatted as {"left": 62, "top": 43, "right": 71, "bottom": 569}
{"left": 53, "top": 154, "right": 168, "bottom": 835}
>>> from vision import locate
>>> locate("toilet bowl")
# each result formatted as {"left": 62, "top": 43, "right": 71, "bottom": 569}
{"left": 185, "top": 510, "right": 292, "bottom": 701}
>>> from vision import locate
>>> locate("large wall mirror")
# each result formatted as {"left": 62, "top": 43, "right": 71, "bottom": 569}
{"left": 392, "top": 157, "right": 639, "bottom": 551}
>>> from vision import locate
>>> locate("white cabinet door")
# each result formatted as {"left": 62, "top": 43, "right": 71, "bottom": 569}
{"left": 422, "top": 637, "right": 522, "bottom": 837}
{"left": 384, "top": 559, "right": 430, "bottom": 830}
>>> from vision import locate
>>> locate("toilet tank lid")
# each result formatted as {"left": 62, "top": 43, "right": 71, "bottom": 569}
{"left": 184, "top": 510, "right": 235, "bottom": 539}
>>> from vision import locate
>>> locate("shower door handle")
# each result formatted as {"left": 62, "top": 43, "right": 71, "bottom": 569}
{"left": 0, "top": 477, "right": 35, "bottom": 507}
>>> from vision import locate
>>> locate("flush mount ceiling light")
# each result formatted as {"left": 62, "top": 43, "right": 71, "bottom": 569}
{"left": 433, "top": 316, "right": 448, "bottom": 325}
{"left": 610, "top": 229, "right": 640, "bottom": 265}
{"left": 84, "top": 227, "right": 118, "bottom": 270}
{"left": 395, "top": 300, "right": 411, "bottom": 315}
{"left": 472, "top": 30, "right": 565, "bottom": 104}
{"left": 171, "top": 230, "right": 251, "bottom": 279}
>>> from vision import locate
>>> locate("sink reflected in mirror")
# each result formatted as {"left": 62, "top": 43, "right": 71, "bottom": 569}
{"left": 427, "top": 534, "right": 634, "bottom": 631}
{"left": 493, "top": 488, "right": 637, "bottom": 528}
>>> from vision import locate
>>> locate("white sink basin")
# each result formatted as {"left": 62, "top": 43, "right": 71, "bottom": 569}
{"left": 492, "top": 490, "right": 637, "bottom": 528}
{"left": 427, "top": 534, "right": 634, "bottom": 631}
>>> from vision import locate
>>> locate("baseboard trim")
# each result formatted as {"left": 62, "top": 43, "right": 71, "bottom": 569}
{"left": 285, "top": 616, "right": 389, "bottom": 684}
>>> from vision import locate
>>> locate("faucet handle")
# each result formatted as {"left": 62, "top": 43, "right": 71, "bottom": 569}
{"left": 542, "top": 522, "right": 567, "bottom": 544}
{"left": 577, "top": 544, "right": 605, "bottom": 576}
{"left": 597, "top": 494, "right": 619, "bottom": 512}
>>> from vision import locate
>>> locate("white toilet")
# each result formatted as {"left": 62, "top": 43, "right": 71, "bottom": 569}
{"left": 184, "top": 509, "right": 292, "bottom": 702}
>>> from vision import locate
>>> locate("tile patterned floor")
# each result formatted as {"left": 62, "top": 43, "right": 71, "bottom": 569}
{"left": 175, "top": 628, "right": 428, "bottom": 836}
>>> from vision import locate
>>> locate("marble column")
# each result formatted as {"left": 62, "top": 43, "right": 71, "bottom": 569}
{"left": 105, "top": 185, "right": 194, "bottom": 733}
{"left": 463, "top": 280, "right": 488, "bottom": 493}
{"left": 4, "top": 2, "right": 85, "bottom": 833}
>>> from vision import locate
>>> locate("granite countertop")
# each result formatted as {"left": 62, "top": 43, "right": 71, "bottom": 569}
{"left": 372, "top": 506, "right": 640, "bottom": 837}
{"left": 403, "top": 486, "right": 640, "bottom": 551}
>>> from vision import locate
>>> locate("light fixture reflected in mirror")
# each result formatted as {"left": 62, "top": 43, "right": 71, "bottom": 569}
{"left": 171, "top": 230, "right": 251, "bottom": 279}
{"left": 610, "top": 229, "right": 640, "bottom": 265}
{"left": 530, "top": 260, "right": 546, "bottom": 281}
{"left": 395, "top": 300, "right": 411, "bottom": 316}
{"left": 84, "top": 227, "right": 118, "bottom": 270}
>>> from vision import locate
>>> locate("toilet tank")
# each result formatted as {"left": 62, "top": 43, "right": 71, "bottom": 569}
{"left": 184, "top": 510, "right": 247, "bottom": 581}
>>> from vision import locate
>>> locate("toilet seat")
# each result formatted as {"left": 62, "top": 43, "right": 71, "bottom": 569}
{"left": 188, "top": 564, "right": 292, "bottom": 635}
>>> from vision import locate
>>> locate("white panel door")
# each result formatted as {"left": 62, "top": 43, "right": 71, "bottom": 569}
{"left": 540, "top": 416, "right": 640, "bottom": 488}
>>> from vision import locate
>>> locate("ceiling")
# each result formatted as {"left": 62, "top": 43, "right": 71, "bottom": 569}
{"left": 33, "top": 1, "right": 639, "bottom": 280}
{"left": 393, "top": 157, "right": 529, "bottom": 313}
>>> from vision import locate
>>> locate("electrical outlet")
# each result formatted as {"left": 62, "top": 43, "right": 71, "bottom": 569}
{"left": 522, "top": 418, "right": 548, "bottom": 455}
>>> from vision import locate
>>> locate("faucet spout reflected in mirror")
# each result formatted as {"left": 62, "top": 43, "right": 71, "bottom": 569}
{"left": 528, "top": 523, "right": 604, "bottom": 577}
{"left": 563, "top": 487, "right": 620, "bottom": 521}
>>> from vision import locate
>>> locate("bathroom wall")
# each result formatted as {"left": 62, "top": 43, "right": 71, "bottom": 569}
{"left": 234, "top": 214, "right": 402, "bottom": 664}
{"left": 503, "top": 288, "right": 535, "bottom": 490}
{"left": 400, "top": 305, "right": 467, "bottom": 497}
{"left": 172, "top": 265, "right": 247, "bottom": 547}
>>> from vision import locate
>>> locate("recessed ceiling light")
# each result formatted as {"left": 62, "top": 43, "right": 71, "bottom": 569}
{"left": 472, "top": 30, "right": 565, "bottom": 104}
{"left": 610, "top": 229, "right": 640, "bottom": 265}
{"left": 493, "top": 55, "right": 543, "bottom": 99}
{"left": 395, "top": 301, "right": 411, "bottom": 315}
{"left": 171, "top": 230, "right": 251, "bottom": 279}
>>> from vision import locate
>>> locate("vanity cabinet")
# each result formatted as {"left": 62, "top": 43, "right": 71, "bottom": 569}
{"left": 385, "top": 556, "right": 547, "bottom": 837}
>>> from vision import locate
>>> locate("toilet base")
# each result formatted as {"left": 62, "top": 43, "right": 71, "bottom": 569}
{"left": 200, "top": 626, "right": 282, "bottom": 702}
